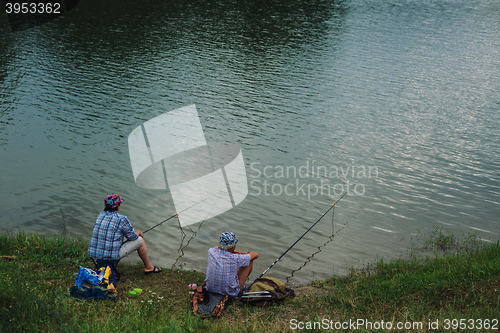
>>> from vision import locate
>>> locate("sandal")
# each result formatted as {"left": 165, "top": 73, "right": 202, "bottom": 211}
{"left": 145, "top": 266, "right": 162, "bottom": 275}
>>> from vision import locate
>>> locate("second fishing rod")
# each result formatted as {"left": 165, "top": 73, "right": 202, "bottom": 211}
{"left": 242, "top": 187, "right": 351, "bottom": 293}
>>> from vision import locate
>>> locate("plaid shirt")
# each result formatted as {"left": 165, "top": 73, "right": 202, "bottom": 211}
{"left": 205, "top": 247, "right": 251, "bottom": 297}
{"left": 88, "top": 211, "right": 138, "bottom": 260}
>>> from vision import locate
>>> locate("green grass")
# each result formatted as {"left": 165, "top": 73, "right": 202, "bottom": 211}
{"left": 0, "top": 229, "right": 498, "bottom": 332}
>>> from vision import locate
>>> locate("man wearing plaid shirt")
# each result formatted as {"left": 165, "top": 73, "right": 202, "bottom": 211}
{"left": 88, "top": 193, "right": 162, "bottom": 274}
{"left": 205, "top": 232, "right": 259, "bottom": 297}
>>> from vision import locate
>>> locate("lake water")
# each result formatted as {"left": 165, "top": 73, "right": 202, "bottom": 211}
{"left": 1, "top": 0, "right": 499, "bottom": 285}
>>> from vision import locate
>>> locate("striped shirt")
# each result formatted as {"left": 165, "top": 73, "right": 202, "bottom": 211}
{"left": 205, "top": 247, "right": 251, "bottom": 297}
{"left": 88, "top": 211, "right": 138, "bottom": 260}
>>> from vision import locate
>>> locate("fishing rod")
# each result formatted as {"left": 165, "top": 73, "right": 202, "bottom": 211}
{"left": 143, "top": 213, "right": 178, "bottom": 234}
{"left": 142, "top": 191, "right": 224, "bottom": 235}
{"left": 242, "top": 187, "right": 351, "bottom": 293}
{"left": 121, "top": 212, "right": 178, "bottom": 245}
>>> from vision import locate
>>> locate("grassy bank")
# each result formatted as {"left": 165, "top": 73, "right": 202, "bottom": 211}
{"left": 0, "top": 229, "right": 498, "bottom": 332}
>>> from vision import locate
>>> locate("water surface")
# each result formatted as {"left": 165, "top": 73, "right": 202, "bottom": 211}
{"left": 1, "top": 0, "right": 499, "bottom": 284}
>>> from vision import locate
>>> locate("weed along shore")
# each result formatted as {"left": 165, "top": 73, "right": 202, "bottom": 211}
{"left": 0, "top": 230, "right": 498, "bottom": 332}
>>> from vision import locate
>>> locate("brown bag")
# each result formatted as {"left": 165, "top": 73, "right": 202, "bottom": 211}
{"left": 239, "top": 277, "right": 295, "bottom": 306}
{"left": 192, "top": 286, "right": 229, "bottom": 318}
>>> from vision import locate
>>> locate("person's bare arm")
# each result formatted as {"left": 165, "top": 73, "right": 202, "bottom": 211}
{"left": 233, "top": 249, "right": 259, "bottom": 261}
{"left": 247, "top": 251, "right": 259, "bottom": 261}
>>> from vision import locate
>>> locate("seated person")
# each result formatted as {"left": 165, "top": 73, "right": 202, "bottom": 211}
{"left": 88, "top": 193, "right": 161, "bottom": 274}
{"left": 205, "top": 232, "right": 259, "bottom": 297}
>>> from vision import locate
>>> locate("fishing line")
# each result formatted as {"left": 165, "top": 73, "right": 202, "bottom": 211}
{"left": 332, "top": 200, "right": 335, "bottom": 235}
{"left": 121, "top": 191, "right": 224, "bottom": 247}
{"left": 242, "top": 187, "right": 351, "bottom": 293}
{"left": 286, "top": 215, "right": 351, "bottom": 284}
{"left": 177, "top": 190, "right": 225, "bottom": 234}
{"left": 172, "top": 191, "right": 225, "bottom": 269}
{"left": 143, "top": 190, "right": 224, "bottom": 234}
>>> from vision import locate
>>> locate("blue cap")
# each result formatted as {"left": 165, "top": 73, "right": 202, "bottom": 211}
{"left": 220, "top": 232, "right": 238, "bottom": 246}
